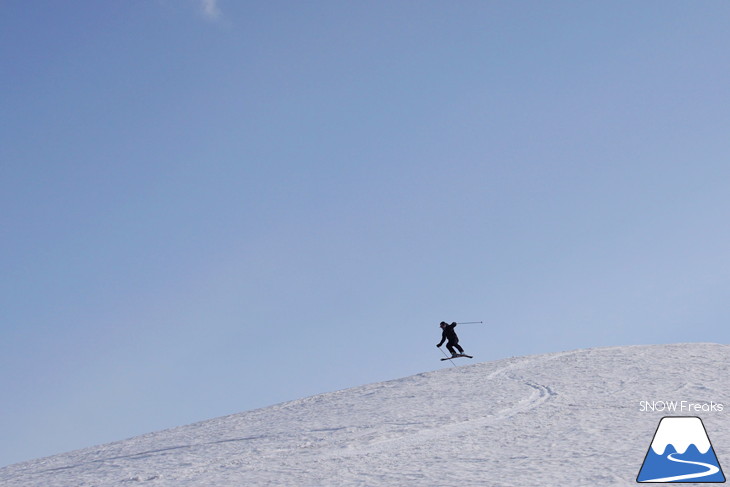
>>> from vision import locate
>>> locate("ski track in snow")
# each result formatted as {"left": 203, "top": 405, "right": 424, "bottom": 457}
{"left": 2, "top": 343, "right": 729, "bottom": 486}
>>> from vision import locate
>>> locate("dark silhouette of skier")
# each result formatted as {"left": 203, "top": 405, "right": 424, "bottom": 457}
{"left": 437, "top": 321, "right": 465, "bottom": 357}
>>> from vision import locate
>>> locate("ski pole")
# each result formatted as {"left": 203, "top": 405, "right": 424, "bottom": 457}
{"left": 456, "top": 321, "right": 483, "bottom": 325}
{"left": 438, "top": 346, "right": 457, "bottom": 366}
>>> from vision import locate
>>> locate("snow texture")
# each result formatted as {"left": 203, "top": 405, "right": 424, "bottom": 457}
{"left": 2, "top": 343, "right": 729, "bottom": 486}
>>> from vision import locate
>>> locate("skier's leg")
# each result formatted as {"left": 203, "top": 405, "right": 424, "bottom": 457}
{"left": 454, "top": 342, "right": 464, "bottom": 354}
{"left": 446, "top": 343, "right": 456, "bottom": 355}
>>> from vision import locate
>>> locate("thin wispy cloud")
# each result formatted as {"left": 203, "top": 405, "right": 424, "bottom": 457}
{"left": 200, "top": 0, "right": 221, "bottom": 21}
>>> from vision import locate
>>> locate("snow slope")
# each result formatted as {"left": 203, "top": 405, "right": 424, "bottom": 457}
{"left": 2, "top": 343, "right": 729, "bottom": 486}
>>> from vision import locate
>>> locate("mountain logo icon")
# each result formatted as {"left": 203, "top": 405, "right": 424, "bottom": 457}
{"left": 637, "top": 416, "right": 725, "bottom": 483}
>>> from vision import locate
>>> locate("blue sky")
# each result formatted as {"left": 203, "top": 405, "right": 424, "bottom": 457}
{"left": 2, "top": 0, "right": 730, "bottom": 467}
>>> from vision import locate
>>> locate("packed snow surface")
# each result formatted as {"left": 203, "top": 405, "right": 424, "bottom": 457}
{"left": 2, "top": 343, "right": 729, "bottom": 486}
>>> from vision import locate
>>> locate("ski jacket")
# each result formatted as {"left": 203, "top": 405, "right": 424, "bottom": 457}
{"left": 437, "top": 323, "right": 459, "bottom": 346}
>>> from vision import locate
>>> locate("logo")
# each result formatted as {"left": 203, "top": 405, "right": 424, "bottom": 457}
{"left": 637, "top": 416, "right": 725, "bottom": 483}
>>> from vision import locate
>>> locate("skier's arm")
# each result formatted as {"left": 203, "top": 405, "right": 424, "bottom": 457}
{"left": 437, "top": 331, "right": 446, "bottom": 347}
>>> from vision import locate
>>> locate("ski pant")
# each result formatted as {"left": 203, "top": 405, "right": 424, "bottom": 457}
{"left": 446, "top": 341, "right": 464, "bottom": 355}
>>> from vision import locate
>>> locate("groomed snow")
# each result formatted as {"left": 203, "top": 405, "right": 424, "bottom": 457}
{"left": 2, "top": 343, "right": 729, "bottom": 486}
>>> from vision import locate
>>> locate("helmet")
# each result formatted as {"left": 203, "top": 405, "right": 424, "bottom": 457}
{"left": 440, "top": 321, "right": 447, "bottom": 327}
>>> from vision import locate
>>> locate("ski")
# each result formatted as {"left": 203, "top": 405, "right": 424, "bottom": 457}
{"left": 441, "top": 354, "right": 473, "bottom": 361}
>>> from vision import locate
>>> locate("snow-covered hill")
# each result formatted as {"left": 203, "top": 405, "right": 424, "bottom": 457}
{"left": 3, "top": 343, "right": 729, "bottom": 486}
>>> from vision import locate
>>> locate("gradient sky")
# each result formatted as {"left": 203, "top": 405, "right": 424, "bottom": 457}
{"left": 2, "top": 0, "right": 730, "bottom": 467}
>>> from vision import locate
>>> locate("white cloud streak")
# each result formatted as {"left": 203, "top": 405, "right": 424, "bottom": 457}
{"left": 200, "top": 0, "right": 221, "bottom": 20}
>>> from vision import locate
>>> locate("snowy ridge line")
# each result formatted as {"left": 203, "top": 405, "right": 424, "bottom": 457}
{"left": 307, "top": 352, "right": 564, "bottom": 462}
{"left": 38, "top": 351, "right": 567, "bottom": 475}
{"left": 483, "top": 348, "right": 583, "bottom": 379}
{"left": 4, "top": 343, "right": 728, "bottom": 486}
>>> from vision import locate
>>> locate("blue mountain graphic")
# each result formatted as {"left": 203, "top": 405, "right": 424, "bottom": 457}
{"left": 638, "top": 444, "right": 725, "bottom": 483}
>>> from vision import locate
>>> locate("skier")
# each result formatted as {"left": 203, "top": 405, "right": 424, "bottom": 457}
{"left": 437, "top": 321, "right": 465, "bottom": 357}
